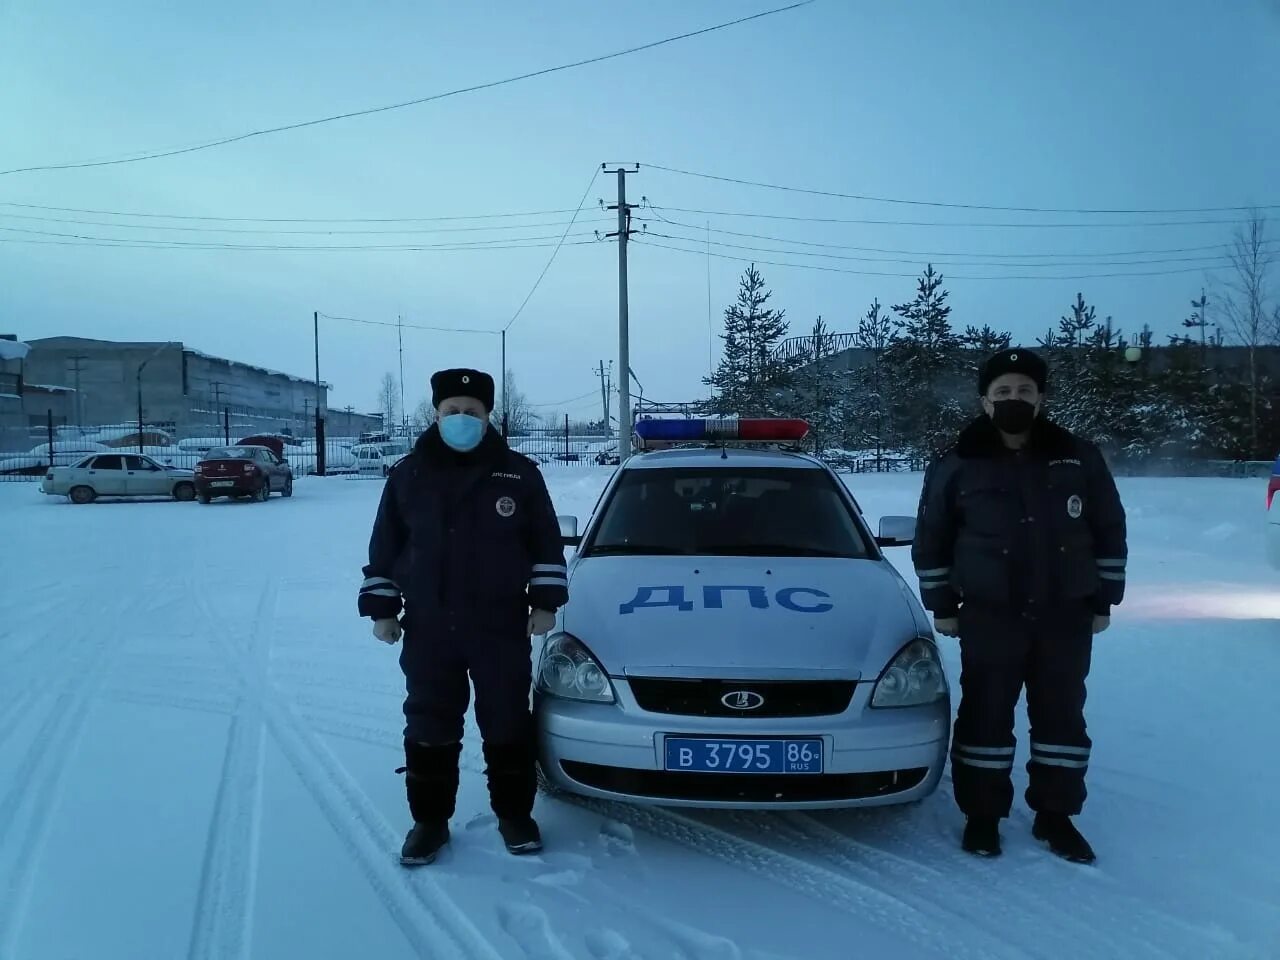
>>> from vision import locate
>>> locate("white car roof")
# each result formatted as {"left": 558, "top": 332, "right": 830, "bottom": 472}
{"left": 623, "top": 447, "right": 825, "bottom": 471}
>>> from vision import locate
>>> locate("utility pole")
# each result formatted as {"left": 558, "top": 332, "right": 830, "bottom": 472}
{"left": 67, "top": 355, "right": 88, "bottom": 430}
{"left": 397, "top": 314, "right": 406, "bottom": 436}
{"left": 605, "top": 164, "right": 639, "bottom": 459}
{"left": 501, "top": 329, "right": 508, "bottom": 437}
{"left": 313, "top": 311, "right": 326, "bottom": 476}
{"left": 597, "top": 360, "right": 613, "bottom": 437}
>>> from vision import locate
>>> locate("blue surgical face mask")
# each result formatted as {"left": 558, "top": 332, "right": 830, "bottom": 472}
{"left": 439, "top": 412, "right": 486, "bottom": 452}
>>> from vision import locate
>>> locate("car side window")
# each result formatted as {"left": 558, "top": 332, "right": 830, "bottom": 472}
{"left": 125, "top": 456, "right": 158, "bottom": 471}
{"left": 91, "top": 455, "right": 124, "bottom": 471}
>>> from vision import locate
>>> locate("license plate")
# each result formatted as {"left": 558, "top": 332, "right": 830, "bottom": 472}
{"left": 210, "top": 481, "right": 234, "bottom": 488}
{"left": 663, "top": 737, "right": 823, "bottom": 774}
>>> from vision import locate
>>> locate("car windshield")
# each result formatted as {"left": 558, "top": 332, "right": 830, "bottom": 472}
{"left": 585, "top": 467, "right": 870, "bottom": 558}
{"left": 206, "top": 447, "right": 254, "bottom": 460}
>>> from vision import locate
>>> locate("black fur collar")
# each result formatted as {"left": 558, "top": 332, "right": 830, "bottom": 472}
{"left": 955, "top": 415, "right": 1078, "bottom": 460}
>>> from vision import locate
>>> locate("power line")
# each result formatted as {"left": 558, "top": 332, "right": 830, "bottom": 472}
{"left": 633, "top": 236, "right": 1231, "bottom": 281}
{"left": 0, "top": 210, "right": 614, "bottom": 235}
{"left": 644, "top": 163, "right": 1279, "bottom": 215}
{"left": 654, "top": 204, "right": 1259, "bottom": 230}
{"left": 0, "top": 199, "right": 587, "bottom": 223}
{"left": 0, "top": 2, "right": 816, "bottom": 177}
{"left": 506, "top": 168, "right": 602, "bottom": 332}
{"left": 0, "top": 224, "right": 602, "bottom": 251}
{"left": 527, "top": 389, "right": 600, "bottom": 408}
{"left": 644, "top": 204, "right": 1275, "bottom": 260}
{"left": 639, "top": 228, "right": 1246, "bottom": 270}
{"left": 318, "top": 312, "right": 500, "bottom": 336}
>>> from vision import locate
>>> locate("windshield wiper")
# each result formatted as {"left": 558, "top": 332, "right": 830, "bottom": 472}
{"left": 586, "top": 544, "right": 687, "bottom": 556}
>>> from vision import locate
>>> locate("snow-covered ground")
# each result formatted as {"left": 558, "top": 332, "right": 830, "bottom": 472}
{"left": 0, "top": 470, "right": 1277, "bottom": 960}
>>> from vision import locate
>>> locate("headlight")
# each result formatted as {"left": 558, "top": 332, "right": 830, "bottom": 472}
{"left": 536, "top": 633, "right": 615, "bottom": 703}
{"left": 870, "top": 638, "right": 947, "bottom": 708}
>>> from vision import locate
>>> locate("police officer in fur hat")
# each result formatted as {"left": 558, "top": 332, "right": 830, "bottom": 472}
{"left": 357, "top": 368, "right": 567, "bottom": 865}
{"left": 912, "top": 348, "right": 1127, "bottom": 864}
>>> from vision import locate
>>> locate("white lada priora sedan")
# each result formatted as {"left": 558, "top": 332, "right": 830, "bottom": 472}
{"left": 534, "top": 421, "right": 950, "bottom": 810}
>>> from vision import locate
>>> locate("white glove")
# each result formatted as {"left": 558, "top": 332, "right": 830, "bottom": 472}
{"left": 526, "top": 609, "right": 557, "bottom": 638}
{"left": 373, "top": 618, "right": 403, "bottom": 645}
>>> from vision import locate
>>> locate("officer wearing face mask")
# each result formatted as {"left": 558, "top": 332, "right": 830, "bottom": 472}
{"left": 912, "top": 348, "right": 1127, "bottom": 865}
{"left": 357, "top": 368, "right": 567, "bottom": 866}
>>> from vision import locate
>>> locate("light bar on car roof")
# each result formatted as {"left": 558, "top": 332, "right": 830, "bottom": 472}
{"left": 633, "top": 418, "right": 810, "bottom": 445}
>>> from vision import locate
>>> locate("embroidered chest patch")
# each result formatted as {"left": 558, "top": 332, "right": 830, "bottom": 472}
{"left": 1066, "top": 494, "right": 1083, "bottom": 519}
{"left": 496, "top": 496, "right": 517, "bottom": 518}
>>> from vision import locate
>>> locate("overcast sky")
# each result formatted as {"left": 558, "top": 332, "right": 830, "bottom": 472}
{"left": 2, "top": 0, "right": 1278, "bottom": 421}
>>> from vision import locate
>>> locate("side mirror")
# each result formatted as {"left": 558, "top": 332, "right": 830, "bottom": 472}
{"left": 876, "top": 515, "right": 916, "bottom": 548}
{"left": 558, "top": 514, "right": 582, "bottom": 548}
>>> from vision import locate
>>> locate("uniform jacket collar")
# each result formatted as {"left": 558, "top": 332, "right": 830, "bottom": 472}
{"left": 956, "top": 415, "right": 1077, "bottom": 460}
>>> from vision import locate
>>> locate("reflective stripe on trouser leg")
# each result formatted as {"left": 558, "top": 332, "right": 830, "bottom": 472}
{"left": 952, "top": 605, "right": 1029, "bottom": 819}
{"left": 1024, "top": 607, "right": 1093, "bottom": 816}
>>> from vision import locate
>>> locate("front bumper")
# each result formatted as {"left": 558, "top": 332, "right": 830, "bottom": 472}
{"left": 536, "top": 681, "right": 950, "bottom": 810}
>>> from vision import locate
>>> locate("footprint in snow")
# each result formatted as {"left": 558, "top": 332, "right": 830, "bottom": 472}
{"left": 465, "top": 813, "right": 496, "bottom": 832}
{"left": 600, "top": 820, "right": 635, "bottom": 857}
{"left": 585, "top": 928, "right": 643, "bottom": 960}
{"left": 497, "top": 902, "right": 576, "bottom": 960}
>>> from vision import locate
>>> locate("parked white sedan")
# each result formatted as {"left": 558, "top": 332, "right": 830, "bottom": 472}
{"left": 41, "top": 453, "right": 198, "bottom": 504}
{"left": 0, "top": 441, "right": 109, "bottom": 476}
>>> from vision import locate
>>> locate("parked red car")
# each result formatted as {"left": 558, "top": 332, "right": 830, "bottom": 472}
{"left": 194, "top": 444, "right": 293, "bottom": 503}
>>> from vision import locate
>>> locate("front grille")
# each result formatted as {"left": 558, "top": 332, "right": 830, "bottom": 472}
{"left": 560, "top": 761, "right": 927, "bottom": 803}
{"left": 627, "top": 677, "right": 856, "bottom": 718}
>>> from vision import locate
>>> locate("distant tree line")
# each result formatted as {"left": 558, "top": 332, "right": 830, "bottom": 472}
{"left": 705, "top": 215, "right": 1280, "bottom": 465}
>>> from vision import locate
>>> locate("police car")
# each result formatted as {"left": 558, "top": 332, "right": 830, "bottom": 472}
{"left": 1267, "top": 454, "right": 1280, "bottom": 569}
{"left": 534, "top": 418, "right": 950, "bottom": 810}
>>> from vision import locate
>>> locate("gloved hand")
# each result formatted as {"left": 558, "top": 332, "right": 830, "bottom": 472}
{"left": 1092, "top": 615, "right": 1111, "bottom": 635}
{"left": 933, "top": 616, "right": 959, "bottom": 638}
{"left": 527, "top": 609, "right": 557, "bottom": 638}
{"left": 373, "top": 618, "right": 403, "bottom": 645}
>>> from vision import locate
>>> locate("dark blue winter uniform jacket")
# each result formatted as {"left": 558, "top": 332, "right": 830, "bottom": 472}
{"left": 912, "top": 416, "right": 1128, "bottom": 618}
{"left": 358, "top": 425, "right": 568, "bottom": 631}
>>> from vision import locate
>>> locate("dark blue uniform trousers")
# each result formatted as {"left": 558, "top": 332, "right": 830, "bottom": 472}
{"left": 399, "top": 614, "right": 533, "bottom": 747}
{"left": 951, "top": 602, "right": 1094, "bottom": 818}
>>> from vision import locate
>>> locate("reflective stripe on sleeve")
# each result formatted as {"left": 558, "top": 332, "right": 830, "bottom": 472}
{"left": 1098, "top": 571, "right": 1126, "bottom": 582}
{"left": 361, "top": 577, "right": 398, "bottom": 590}
{"left": 1096, "top": 558, "right": 1127, "bottom": 568}
{"left": 915, "top": 567, "right": 952, "bottom": 578}
{"left": 532, "top": 564, "right": 568, "bottom": 575}
{"left": 529, "top": 577, "right": 567, "bottom": 587}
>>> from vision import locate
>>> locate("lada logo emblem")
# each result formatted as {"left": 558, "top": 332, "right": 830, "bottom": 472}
{"left": 722, "top": 690, "right": 765, "bottom": 710}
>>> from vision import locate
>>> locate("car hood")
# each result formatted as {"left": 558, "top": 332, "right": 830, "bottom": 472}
{"left": 561, "top": 555, "right": 928, "bottom": 679}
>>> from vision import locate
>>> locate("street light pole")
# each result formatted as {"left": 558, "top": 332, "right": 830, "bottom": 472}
{"left": 135, "top": 343, "right": 171, "bottom": 453}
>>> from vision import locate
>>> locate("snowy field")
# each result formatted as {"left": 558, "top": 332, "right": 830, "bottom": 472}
{"left": 1, "top": 469, "right": 1277, "bottom": 960}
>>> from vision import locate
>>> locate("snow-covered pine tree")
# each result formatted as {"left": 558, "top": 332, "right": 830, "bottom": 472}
{"left": 884, "top": 265, "right": 964, "bottom": 459}
{"left": 705, "top": 265, "right": 795, "bottom": 416}
{"left": 843, "top": 298, "right": 898, "bottom": 459}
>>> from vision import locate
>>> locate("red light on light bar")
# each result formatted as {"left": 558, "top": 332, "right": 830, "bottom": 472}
{"left": 737, "top": 419, "right": 810, "bottom": 441}
{"left": 1268, "top": 476, "right": 1279, "bottom": 510}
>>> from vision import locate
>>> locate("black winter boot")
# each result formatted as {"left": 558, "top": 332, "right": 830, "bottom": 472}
{"left": 482, "top": 740, "right": 542, "bottom": 854}
{"left": 397, "top": 740, "right": 461, "bottom": 866}
{"left": 962, "top": 817, "right": 1002, "bottom": 857}
{"left": 1033, "top": 813, "right": 1096, "bottom": 864}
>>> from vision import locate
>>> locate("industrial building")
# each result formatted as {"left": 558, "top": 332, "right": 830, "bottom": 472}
{"left": 1, "top": 335, "right": 382, "bottom": 454}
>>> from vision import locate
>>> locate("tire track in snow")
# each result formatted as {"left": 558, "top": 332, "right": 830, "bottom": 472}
{"left": 190, "top": 579, "right": 507, "bottom": 960}
{"left": 562, "top": 796, "right": 995, "bottom": 960}
{"left": 767, "top": 811, "right": 1166, "bottom": 960}
{"left": 0, "top": 591, "right": 139, "bottom": 958}
{"left": 843, "top": 795, "right": 1218, "bottom": 958}
{"left": 185, "top": 575, "right": 274, "bottom": 960}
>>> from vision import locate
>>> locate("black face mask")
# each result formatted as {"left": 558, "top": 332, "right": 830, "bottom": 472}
{"left": 989, "top": 399, "right": 1038, "bottom": 434}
